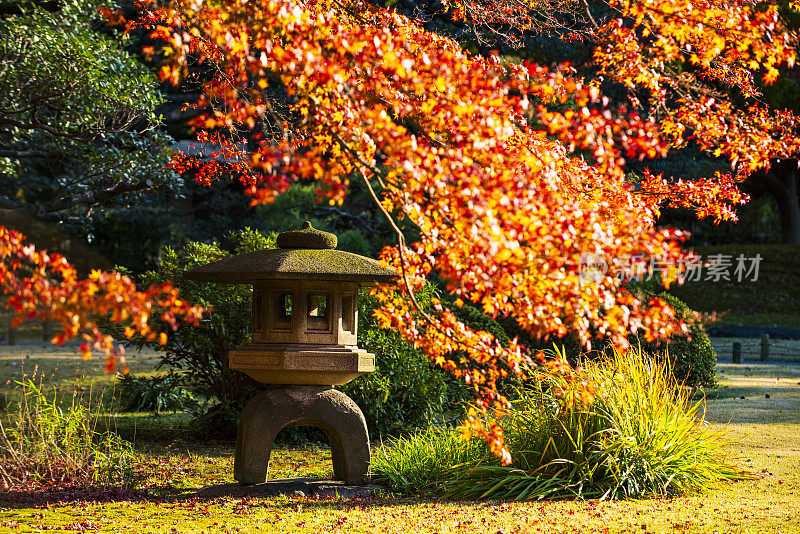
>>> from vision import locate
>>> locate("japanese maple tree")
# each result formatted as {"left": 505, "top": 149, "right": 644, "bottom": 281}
{"left": 3, "top": 0, "right": 794, "bottom": 460}
{"left": 128, "top": 0, "right": 789, "bottom": 459}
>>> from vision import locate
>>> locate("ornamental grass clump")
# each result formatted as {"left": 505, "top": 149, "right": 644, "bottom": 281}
{"left": 0, "top": 375, "right": 134, "bottom": 491}
{"left": 372, "top": 348, "right": 748, "bottom": 500}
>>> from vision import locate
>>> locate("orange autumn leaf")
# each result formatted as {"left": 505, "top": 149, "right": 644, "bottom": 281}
{"left": 0, "top": 226, "right": 205, "bottom": 373}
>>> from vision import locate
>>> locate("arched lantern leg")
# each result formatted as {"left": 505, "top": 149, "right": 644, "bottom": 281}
{"left": 234, "top": 386, "right": 370, "bottom": 486}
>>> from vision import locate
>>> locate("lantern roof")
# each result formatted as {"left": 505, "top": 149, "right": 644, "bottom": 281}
{"left": 183, "top": 222, "right": 398, "bottom": 284}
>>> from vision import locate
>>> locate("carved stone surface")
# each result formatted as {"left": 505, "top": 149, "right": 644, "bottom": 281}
{"left": 228, "top": 343, "right": 375, "bottom": 385}
{"left": 235, "top": 386, "right": 370, "bottom": 485}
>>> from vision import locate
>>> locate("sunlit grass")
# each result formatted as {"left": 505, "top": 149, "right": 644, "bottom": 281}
{"left": 373, "top": 348, "right": 749, "bottom": 500}
{"left": 1, "top": 347, "right": 799, "bottom": 533}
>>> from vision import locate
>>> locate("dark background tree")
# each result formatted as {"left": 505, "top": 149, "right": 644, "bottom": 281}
{"left": 0, "top": 0, "right": 177, "bottom": 262}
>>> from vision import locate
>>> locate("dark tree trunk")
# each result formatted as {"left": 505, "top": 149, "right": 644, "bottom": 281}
{"left": 757, "top": 159, "right": 800, "bottom": 244}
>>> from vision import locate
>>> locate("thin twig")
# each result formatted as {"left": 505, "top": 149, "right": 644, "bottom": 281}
{"left": 581, "top": 0, "right": 599, "bottom": 29}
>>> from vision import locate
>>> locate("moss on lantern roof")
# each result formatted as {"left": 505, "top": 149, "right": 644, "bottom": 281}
{"left": 184, "top": 222, "right": 397, "bottom": 284}
{"left": 276, "top": 221, "right": 337, "bottom": 249}
{"left": 183, "top": 248, "right": 398, "bottom": 284}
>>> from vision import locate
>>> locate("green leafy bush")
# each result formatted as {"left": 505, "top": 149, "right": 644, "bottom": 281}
{"left": 108, "top": 228, "right": 276, "bottom": 435}
{"left": 116, "top": 371, "right": 195, "bottom": 414}
{"left": 339, "top": 287, "right": 458, "bottom": 437}
{"left": 338, "top": 287, "right": 532, "bottom": 437}
{"left": 635, "top": 290, "right": 717, "bottom": 388}
{"left": 0, "top": 379, "right": 134, "bottom": 489}
{"left": 372, "top": 348, "right": 745, "bottom": 500}
{"left": 448, "top": 302, "right": 510, "bottom": 347}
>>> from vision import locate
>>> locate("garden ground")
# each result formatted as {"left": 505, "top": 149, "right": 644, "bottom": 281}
{"left": 0, "top": 347, "right": 799, "bottom": 533}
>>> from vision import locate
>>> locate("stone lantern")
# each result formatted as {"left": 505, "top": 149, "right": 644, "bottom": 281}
{"left": 184, "top": 222, "right": 397, "bottom": 485}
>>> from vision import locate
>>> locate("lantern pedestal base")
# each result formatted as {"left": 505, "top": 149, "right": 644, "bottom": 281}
{"left": 234, "top": 386, "right": 370, "bottom": 486}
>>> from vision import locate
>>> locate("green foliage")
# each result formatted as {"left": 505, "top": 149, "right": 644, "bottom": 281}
{"left": 368, "top": 425, "right": 486, "bottom": 494}
{"left": 445, "top": 301, "right": 526, "bottom": 399}
{"left": 339, "top": 286, "right": 460, "bottom": 437}
{"left": 253, "top": 184, "right": 326, "bottom": 235}
{"left": 117, "top": 228, "right": 276, "bottom": 429}
{"left": 91, "top": 176, "right": 272, "bottom": 273}
{"left": 669, "top": 244, "right": 800, "bottom": 320}
{"left": 341, "top": 283, "right": 540, "bottom": 438}
{"left": 372, "top": 348, "right": 746, "bottom": 500}
{"left": 448, "top": 302, "right": 510, "bottom": 347}
{"left": 635, "top": 290, "right": 717, "bottom": 388}
{"left": 0, "top": 378, "right": 134, "bottom": 488}
{"left": 116, "top": 371, "right": 195, "bottom": 414}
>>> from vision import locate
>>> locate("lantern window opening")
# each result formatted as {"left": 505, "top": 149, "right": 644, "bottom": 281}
{"left": 307, "top": 293, "right": 331, "bottom": 332}
{"left": 307, "top": 294, "right": 328, "bottom": 317}
{"left": 273, "top": 293, "right": 293, "bottom": 331}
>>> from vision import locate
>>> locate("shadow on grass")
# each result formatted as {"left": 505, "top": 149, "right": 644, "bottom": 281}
{"left": 0, "top": 477, "right": 404, "bottom": 508}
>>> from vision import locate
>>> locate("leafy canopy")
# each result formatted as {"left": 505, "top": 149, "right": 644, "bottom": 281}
{"left": 1, "top": 0, "right": 795, "bottom": 461}
{"left": 119, "top": 0, "right": 798, "bottom": 459}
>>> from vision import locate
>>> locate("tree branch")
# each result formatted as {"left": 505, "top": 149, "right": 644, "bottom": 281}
{"left": 580, "top": 0, "right": 598, "bottom": 29}
{"left": 0, "top": 147, "right": 60, "bottom": 158}
{"left": 45, "top": 180, "right": 155, "bottom": 213}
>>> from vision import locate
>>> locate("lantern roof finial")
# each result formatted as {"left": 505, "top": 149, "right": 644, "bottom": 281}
{"left": 277, "top": 221, "right": 337, "bottom": 250}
